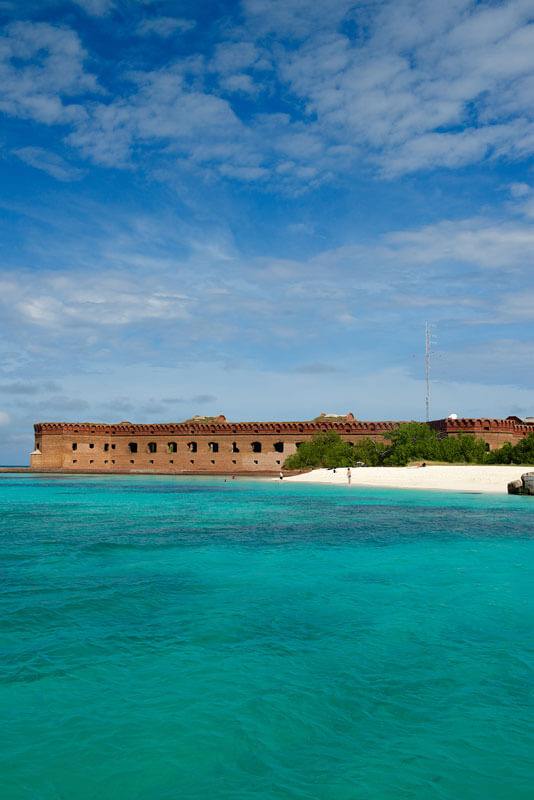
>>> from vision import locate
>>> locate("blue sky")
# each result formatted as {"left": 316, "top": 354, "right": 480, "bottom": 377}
{"left": 1, "top": 0, "right": 534, "bottom": 462}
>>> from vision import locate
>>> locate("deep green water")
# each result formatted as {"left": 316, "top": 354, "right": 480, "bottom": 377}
{"left": 1, "top": 474, "right": 533, "bottom": 800}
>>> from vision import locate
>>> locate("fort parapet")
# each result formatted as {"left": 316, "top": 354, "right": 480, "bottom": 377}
{"left": 428, "top": 416, "right": 534, "bottom": 450}
{"left": 29, "top": 413, "right": 534, "bottom": 474}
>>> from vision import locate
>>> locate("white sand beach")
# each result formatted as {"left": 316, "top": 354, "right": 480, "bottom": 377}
{"left": 285, "top": 465, "right": 533, "bottom": 494}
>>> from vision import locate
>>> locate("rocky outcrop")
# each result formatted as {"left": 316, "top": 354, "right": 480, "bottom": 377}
{"left": 508, "top": 472, "right": 534, "bottom": 495}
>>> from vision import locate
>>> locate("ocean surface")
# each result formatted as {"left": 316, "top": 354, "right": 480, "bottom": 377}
{"left": 1, "top": 474, "right": 533, "bottom": 800}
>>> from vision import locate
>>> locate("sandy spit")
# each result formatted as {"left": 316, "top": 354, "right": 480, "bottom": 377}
{"left": 284, "top": 465, "right": 534, "bottom": 494}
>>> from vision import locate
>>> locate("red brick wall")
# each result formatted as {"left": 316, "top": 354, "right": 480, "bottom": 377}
{"left": 30, "top": 420, "right": 399, "bottom": 473}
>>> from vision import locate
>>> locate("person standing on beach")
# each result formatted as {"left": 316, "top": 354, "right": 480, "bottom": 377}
{"left": 347, "top": 467, "right": 351, "bottom": 485}
{"left": 279, "top": 471, "right": 283, "bottom": 480}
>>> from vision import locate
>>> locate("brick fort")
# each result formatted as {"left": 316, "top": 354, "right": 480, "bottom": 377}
{"left": 30, "top": 413, "right": 534, "bottom": 474}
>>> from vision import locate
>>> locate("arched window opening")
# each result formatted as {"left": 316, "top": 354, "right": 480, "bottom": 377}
{"left": 104, "top": 443, "right": 110, "bottom": 451}
{"left": 208, "top": 441, "right": 219, "bottom": 453}
{"left": 188, "top": 441, "right": 197, "bottom": 453}
{"left": 128, "top": 442, "right": 138, "bottom": 453}
{"left": 251, "top": 441, "right": 262, "bottom": 453}
{"left": 148, "top": 442, "right": 157, "bottom": 453}
{"left": 273, "top": 441, "right": 284, "bottom": 453}
{"left": 72, "top": 443, "right": 77, "bottom": 451}
{"left": 168, "top": 442, "right": 177, "bottom": 453}
{"left": 232, "top": 442, "right": 239, "bottom": 453}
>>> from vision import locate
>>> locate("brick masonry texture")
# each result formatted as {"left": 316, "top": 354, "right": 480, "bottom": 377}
{"left": 30, "top": 415, "right": 534, "bottom": 474}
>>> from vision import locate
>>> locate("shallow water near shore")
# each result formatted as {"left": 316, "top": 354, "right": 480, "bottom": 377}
{"left": 1, "top": 474, "right": 533, "bottom": 799}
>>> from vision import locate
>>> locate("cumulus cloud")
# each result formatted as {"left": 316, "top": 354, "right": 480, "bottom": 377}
{"left": 1, "top": 2, "right": 532, "bottom": 186}
{"left": 274, "top": 0, "right": 534, "bottom": 175}
{"left": 0, "top": 21, "right": 98, "bottom": 125}
{"left": 66, "top": 62, "right": 262, "bottom": 172}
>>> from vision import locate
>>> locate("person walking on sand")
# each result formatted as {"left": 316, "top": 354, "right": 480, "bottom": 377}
{"left": 347, "top": 467, "right": 351, "bottom": 485}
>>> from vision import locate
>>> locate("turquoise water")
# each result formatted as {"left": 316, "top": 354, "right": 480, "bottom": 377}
{"left": 1, "top": 475, "right": 533, "bottom": 800}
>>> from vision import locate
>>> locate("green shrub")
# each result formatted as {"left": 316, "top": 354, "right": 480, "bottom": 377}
{"left": 284, "top": 431, "right": 357, "bottom": 469}
{"left": 486, "top": 433, "right": 534, "bottom": 464}
{"left": 284, "top": 423, "right": 534, "bottom": 471}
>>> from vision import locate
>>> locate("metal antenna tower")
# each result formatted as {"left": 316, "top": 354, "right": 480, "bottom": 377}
{"left": 425, "top": 322, "right": 435, "bottom": 422}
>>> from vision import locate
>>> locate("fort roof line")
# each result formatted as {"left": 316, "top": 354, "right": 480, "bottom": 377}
{"left": 33, "top": 416, "right": 534, "bottom": 437}
{"left": 34, "top": 418, "right": 405, "bottom": 435}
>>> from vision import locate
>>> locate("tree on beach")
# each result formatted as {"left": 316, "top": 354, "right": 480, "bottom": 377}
{"left": 284, "top": 423, "right": 527, "bottom": 471}
{"left": 377, "top": 422, "right": 488, "bottom": 465}
{"left": 381, "top": 421, "right": 441, "bottom": 464}
{"left": 485, "top": 433, "right": 534, "bottom": 464}
{"left": 350, "top": 437, "right": 394, "bottom": 466}
{"left": 283, "top": 431, "right": 357, "bottom": 469}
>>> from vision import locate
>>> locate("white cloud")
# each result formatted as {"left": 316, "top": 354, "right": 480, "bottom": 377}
{"left": 509, "top": 182, "right": 530, "bottom": 198}
{"left": 0, "top": 21, "right": 97, "bottom": 125}
{"left": 13, "top": 146, "right": 84, "bottom": 181}
{"left": 137, "top": 17, "right": 196, "bottom": 37}
{"left": 220, "top": 73, "right": 257, "bottom": 94}
{"left": 2, "top": 3, "right": 532, "bottom": 186}
{"left": 66, "top": 63, "right": 266, "bottom": 174}
{"left": 384, "top": 219, "right": 534, "bottom": 269}
{"left": 242, "top": 0, "right": 356, "bottom": 37}
{"left": 0, "top": 0, "right": 534, "bottom": 186}
{"left": 14, "top": 280, "right": 193, "bottom": 329}
{"left": 210, "top": 41, "right": 263, "bottom": 74}
{"left": 0, "top": 411, "right": 10, "bottom": 425}
{"left": 72, "top": 0, "right": 114, "bottom": 15}
{"left": 273, "top": 0, "right": 534, "bottom": 175}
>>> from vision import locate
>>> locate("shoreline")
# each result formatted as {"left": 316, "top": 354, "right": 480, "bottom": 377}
{"left": 2, "top": 465, "right": 533, "bottom": 495}
{"left": 0, "top": 467, "right": 282, "bottom": 477}
{"left": 284, "top": 465, "right": 533, "bottom": 494}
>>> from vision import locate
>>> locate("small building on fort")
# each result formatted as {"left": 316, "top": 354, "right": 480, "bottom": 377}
{"left": 29, "top": 413, "right": 534, "bottom": 474}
